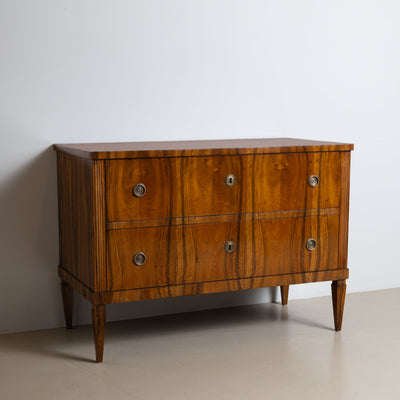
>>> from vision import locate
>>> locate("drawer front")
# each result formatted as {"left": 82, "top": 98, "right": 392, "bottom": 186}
{"left": 238, "top": 214, "right": 340, "bottom": 278}
{"left": 107, "top": 215, "right": 339, "bottom": 290}
{"left": 107, "top": 222, "right": 239, "bottom": 290}
{"left": 106, "top": 152, "right": 342, "bottom": 222}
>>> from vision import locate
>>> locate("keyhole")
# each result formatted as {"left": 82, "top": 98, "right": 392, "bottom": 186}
{"left": 225, "top": 174, "right": 236, "bottom": 186}
{"left": 225, "top": 241, "right": 235, "bottom": 253}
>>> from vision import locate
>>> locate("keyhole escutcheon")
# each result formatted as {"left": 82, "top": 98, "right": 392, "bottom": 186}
{"left": 224, "top": 241, "right": 235, "bottom": 253}
{"left": 225, "top": 174, "right": 236, "bottom": 186}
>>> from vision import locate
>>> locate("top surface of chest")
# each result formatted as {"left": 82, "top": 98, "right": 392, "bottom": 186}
{"left": 53, "top": 138, "right": 354, "bottom": 159}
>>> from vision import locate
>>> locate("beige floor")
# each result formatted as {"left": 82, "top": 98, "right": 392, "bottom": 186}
{"left": 1, "top": 288, "right": 399, "bottom": 400}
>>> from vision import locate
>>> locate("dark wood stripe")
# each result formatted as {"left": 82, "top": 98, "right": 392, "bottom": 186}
{"left": 338, "top": 152, "right": 351, "bottom": 268}
{"left": 93, "top": 160, "right": 107, "bottom": 292}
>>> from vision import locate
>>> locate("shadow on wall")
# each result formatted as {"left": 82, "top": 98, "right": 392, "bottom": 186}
{"left": 0, "top": 146, "right": 61, "bottom": 333}
{"left": 0, "top": 146, "right": 277, "bottom": 333}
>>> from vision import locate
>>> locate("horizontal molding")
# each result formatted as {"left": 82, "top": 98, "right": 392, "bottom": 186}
{"left": 58, "top": 265, "right": 348, "bottom": 305}
{"left": 100, "top": 269, "right": 349, "bottom": 304}
{"left": 106, "top": 208, "right": 340, "bottom": 230}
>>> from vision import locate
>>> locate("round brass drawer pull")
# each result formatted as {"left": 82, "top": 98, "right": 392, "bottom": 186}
{"left": 305, "top": 238, "right": 317, "bottom": 251}
{"left": 133, "top": 183, "right": 146, "bottom": 197}
{"left": 224, "top": 241, "right": 235, "bottom": 253}
{"left": 225, "top": 174, "right": 236, "bottom": 186}
{"left": 308, "top": 175, "right": 319, "bottom": 188}
{"left": 133, "top": 252, "right": 146, "bottom": 266}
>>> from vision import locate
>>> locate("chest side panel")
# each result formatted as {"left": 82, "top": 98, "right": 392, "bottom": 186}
{"left": 57, "top": 152, "right": 95, "bottom": 289}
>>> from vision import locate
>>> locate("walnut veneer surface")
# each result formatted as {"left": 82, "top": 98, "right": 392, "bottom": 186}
{"left": 54, "top": 138, "right": 353, "bottom": 362}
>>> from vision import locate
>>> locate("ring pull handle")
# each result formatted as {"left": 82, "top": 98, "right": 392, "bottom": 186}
{"left": 133, "top": 252, "right": 146, "bottom": 266}
{"left": 133, "top": 183, "right": 146, "bottom": 197}
{"left": 305, "top": 238, "right": 317, "bottom": 251}
{"left": 308, "top": 175, "right": 319, "bottom": 188}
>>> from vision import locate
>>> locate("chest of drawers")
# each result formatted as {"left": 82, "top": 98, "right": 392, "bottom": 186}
{"left": 54, "top": 138, "right": 353, "bottom": 362}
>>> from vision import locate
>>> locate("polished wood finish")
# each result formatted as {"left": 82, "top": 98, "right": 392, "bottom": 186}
{"left": 106, "top": 208, "right": 339, "bottom": 230}
{"left": 280, "top": 285, "right": 289, "bottom": 306}
{"left": 332, "top": 279, "right": 347, "bottom": 331}
{"left": 57, "top": 152, "right": 96, "bottom": 290}
{"left": 55, "top": 138, "right": 353, "bottom": 362}
{"left": 56, "top": 153, "right": 106, "bottom": 292}
{"left": 92, "top": 304, "right": 106, "bottom": 363}
{"left": 107, "top": 215, "right": 339, "bottom": 291}
{"left": 54, "top": 138, "right": 354, "bottom": 160}
{"left": 92, "top": 161, "right": 107, "bottom": 292}
{"left": 106, "top": 152, "right": 342, "bottom": 222}
{"left": 59, "top": 265, "right": 348, "bottom": 305}
{"left": 59, "top": 266, "right": 94, "bottom": 303}
{"left": 60, "top": 281, "right": 73, "bottom": 329}
{"left": 338, "top": 151, "right": 352, "bottom": 269}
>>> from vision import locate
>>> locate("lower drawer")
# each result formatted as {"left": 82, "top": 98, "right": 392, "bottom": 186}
{"left": 107, "top": 215, "right": 339, "bottom": 291}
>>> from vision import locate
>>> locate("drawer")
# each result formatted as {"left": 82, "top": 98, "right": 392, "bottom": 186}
{"left": 107, "top": 215, "right": 339, "bottom": 290}
{"left": 238, "top": 214, "right": 340, "bottom": 278}
{"left": 106, "top": 152, "right": 342, "bottom": 222}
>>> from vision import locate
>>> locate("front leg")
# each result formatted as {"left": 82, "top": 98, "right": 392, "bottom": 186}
{"left": 92, "top": 304, "right": 106, "bottom": 362}
{"left": 331, "top": 279, "right": 346, "bottom": 331}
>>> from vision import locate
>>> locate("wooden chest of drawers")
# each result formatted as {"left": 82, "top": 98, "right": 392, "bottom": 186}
{"left": 54, "top": 138, "right": 353, "bottom": 362}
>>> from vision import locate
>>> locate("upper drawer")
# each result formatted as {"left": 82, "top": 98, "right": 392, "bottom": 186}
{"left": 106, "top": 152, "right": 342, "bottom": 222}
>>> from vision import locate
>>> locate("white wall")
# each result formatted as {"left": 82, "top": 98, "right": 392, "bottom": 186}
{"left": 1, "top": 0, "right": 399, "bottom": 334}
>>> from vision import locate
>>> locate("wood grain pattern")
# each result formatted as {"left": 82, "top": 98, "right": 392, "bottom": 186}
{"left": 106, "top": 208, "right": 339, "bottom": 230}
{"left": 106, "top": 152, "right": 342, "bottom": 223}
{"left": 54, "top": 138, "right": 354, "bottom": 160}
{"left": 60, "top": 280, "right": 73, "bottom": 329}
{"left": 338, "top": 152, "right": 351, "bottom": 269}
{"left": 59, "top": 265, "right": 348, "bottom": 306}
{"left": 332, "top": 279, "right": 346, "bottom": 331}
{"left": 58, "top": 266, "right": 94, "bottom": 303}
{"left": 92, "top": 161, "right": 107, "bottom": 292}
{"left": 305, "top": 151, "right": 343, "bottom": 210}
{"left": 54, "top": 139, "right": 353, "bottom": 362}
{"left": 100, "top": 269, "right": 349, "bottom": 304}
{"left": 280, "top": 285, "right": 289, "bottom": 306}
{"left": 92, "top": 304, "right": 106, "bottom": 363}
{"left": 107, "top": 221, "right": 238, "bottom": 290}
{"left": 57, "top": 152, "right": 95, "bottom": 289}
{"left": 239, "top": 215, "right": 339, "bottom": 279}
{"left": 107, "top": 215, "right": 339, "bottom": 291}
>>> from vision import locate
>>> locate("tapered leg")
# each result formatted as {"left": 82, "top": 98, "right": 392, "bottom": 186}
{"left": 61, "top": 280, "right": 73, "bottom": 329}
{"left": 280, "top": 285, "right": 289, "bottom": 306}
{"left": 92, "top": 304, "right": 106, "bottom": 363}
{"left": 331, "top": 279, "right": 346, "bottom": 331}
